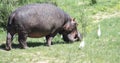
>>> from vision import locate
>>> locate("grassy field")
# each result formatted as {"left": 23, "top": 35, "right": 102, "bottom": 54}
{"left": 0, "top": 0, "right": 120, "bottom": 63}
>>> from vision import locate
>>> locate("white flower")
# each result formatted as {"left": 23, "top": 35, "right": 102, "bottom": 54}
{"left": 97, "top": 24, "right": 101, "bottom": 38}
{"left": 79, "top": 38, "right": 85, "bottom": 48}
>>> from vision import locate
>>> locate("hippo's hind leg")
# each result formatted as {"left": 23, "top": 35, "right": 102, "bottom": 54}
{"left": 18, "top": 32, "right": 28, "bottom": 49}
{"left": 6, "top": 32, "right": 15, "bottom": 51}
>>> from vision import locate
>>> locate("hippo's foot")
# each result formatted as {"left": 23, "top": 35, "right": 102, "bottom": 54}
{"left": 19, "top": 44, "right": 28, "bottom": 49}
{"left": 5, "top": 46, "right": 12, "bottom": 51}
{"left": 44, "top": 43, "right": 50, "bottom": 46}
{"left": 22, "top": 46, "right": 28, "bottom": 49}
{"left": 46, "top": 42, "right": 54, "bottom": 47}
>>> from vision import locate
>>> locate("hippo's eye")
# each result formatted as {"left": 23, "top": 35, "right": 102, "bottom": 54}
{"left": 74, "top": 23, "right": 78, "bottom": 26}
{"left": 76, "top": 23, "right": 78, "bottom": 26}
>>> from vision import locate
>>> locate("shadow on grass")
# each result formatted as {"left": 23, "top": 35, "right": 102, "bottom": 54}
{"left": 0, "top": 41, "right": 67, "bottom": 50}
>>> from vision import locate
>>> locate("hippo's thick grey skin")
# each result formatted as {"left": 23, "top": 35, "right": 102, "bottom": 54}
{"left": 6, "top": 3, "right": 82, "bottom": 50}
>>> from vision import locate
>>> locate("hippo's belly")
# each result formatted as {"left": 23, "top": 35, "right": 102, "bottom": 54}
{"left": 28, "top": 32, "right": 48, "bottom": 38}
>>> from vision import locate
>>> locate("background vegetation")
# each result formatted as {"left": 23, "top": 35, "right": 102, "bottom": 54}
{"left": 0, "top": 0, "right": 120, "bottom": 63}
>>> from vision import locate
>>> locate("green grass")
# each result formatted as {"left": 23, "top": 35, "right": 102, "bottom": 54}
{"left": 85, "top": 17, "right": 120, "bottom": 63}
{"left": 0, "top": 17, "right": 120, "bottom": 63}
{"left": 0, "top": 0, "right": 120, "bottom": 63}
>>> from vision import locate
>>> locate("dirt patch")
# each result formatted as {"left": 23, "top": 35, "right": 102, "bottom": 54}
{"left": 78, "top": 2, "right": 85, "bottom": 6}
{"left": 92, "top": 11, "right": 120, "bottom": 23}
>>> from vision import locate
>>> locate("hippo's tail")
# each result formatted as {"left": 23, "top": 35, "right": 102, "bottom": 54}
{"left": 8, "top": 13, "right": 15, "bottom": 25}
{"left": 7, "top": 13, "right": 17, "bottom": 32}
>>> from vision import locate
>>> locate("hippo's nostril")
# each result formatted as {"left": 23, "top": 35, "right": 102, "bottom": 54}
{"left": 74, "top": 33, "right": 78, "bottom": 38}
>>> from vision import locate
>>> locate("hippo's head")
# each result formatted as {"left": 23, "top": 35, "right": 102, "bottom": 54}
{"left": 60, "top": 18, "right": 82, "bottom": 42}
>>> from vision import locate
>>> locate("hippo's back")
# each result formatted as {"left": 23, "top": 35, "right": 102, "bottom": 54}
{"left": 14, "top": 3, "right": 68, "bottom": 23}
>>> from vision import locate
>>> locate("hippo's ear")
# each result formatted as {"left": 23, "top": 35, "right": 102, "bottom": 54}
{"left": 71, "top": 18, "right": 76, "bottom": 21}
{"left": 71, "top": 18, "right": 78, "bottom": 26}
{"left": 73, "top": 18, "right": 75, "bottom": 21}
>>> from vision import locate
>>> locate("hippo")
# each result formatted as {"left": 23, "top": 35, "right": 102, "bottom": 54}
{"left": 6, "top": 3, "right": 82, "bottom": 50}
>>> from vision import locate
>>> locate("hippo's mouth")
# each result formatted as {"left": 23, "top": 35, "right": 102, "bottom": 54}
{"left": 62, "top": 31, "right": 82, "bottom": 42}
{"left": 74, "top": 34, "right": 79, "bottom": 39}
{"left": 62, "top": 32, "right": 78, "bottom": 42}
{"left": 68, "top": 33, "right": 78, "bottom": 42}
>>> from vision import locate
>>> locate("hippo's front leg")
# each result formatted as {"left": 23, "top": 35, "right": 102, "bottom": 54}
{"left": 46, "top": 36, "right": 53, "bottom": 46}
{"left": 46, "top": 33, "right": 57, "bottom": 46}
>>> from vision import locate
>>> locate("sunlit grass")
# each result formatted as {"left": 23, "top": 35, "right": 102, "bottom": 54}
{"left": 0, "top": 17, "right": 120, "bottom": 63}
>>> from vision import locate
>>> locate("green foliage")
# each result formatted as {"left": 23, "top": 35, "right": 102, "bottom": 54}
{"left": 0, "top": 0, "right": 20, "bottom": 30}
{"left": 91, "top": 0, "right": 97, "bottom": 4}
{"left": 0, "top": 0, "right": 57, "bottom": 30}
